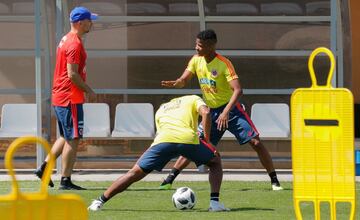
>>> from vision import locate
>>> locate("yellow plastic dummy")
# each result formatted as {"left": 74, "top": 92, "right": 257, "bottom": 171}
{"left": 291, "top": 47, "right": 355, "bottom": 220}
{"left": 0, "top": 136, "right": 88, "bottom": 220}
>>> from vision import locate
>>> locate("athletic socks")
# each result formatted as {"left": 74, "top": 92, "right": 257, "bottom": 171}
{"left": 269, "top": 171, "right": 280, "bottom": 185}
{"left": 162, "top": 168, "right": 180, "bottom": 185}
{"left": 61, "top": 176, "right": 71, "bottom": 185}
{"left": 59, "top": 176, "right": 86, "bottom": 190}
{"left": 99, "top": 194, "right": 109, "bottom": 204}
{"left": 210, "top": 192, "right": 219, "bottom": 202}
{"left": 40, "top": 161, "right": 47, "bottom": 171}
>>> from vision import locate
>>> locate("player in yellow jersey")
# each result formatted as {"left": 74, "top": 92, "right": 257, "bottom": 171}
{"left": 161, "top": 29, "right": 283, "bottom": 191}
{"left": 88, "top": 95, "right": 229, "bottom": 212}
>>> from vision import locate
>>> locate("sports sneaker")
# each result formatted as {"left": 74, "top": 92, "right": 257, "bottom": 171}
{"left": 159, "top": 183, "right": 172, "bottom": 190}
{"left": 34, "top": 167, "right": 54, "bottom": 187}
{"left": 271, "top": 182, "right": 284, "bottom": 191}
{"left": 59, "top": 181, "right": 86, "bottom": 190}
{"left": 208, "top": 200, "right": 230, "bottom": 212}
{"left": 88, "top": 199, "right": 103, "bottom": 211}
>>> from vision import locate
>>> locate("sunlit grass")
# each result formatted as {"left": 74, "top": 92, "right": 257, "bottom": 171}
{"left": 0, "top": 181, "right": 358, "bottom": 220}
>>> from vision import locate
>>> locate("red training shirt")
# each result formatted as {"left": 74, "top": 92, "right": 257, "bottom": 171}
{"left": 52, "top": 32, "right": 87, "bottom": 106}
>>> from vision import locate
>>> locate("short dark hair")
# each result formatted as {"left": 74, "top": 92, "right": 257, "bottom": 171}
{"left": 197, "top": 29, "right": 217, "bottom": 44}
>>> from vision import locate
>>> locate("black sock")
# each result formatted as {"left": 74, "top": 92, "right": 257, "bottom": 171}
{"left": 163, "top": 168, "right": 180, "bottom": 185}
{"left": 210, "top": 192, "right": 219, "bottom": 201}
{"left": 61, "top": 176, "right": 71, "bottom": 185}
{"left": 40, "top": 161, "right": 47, "bottom": 171}
{"left": 269, "top": 171, "right": 279, "bottom": 184}
{"left": 99, "top": 194, "right": 109, "bottom": 203}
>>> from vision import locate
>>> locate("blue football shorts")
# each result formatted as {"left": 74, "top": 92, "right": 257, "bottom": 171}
{"left": 137, "top": 139, "right": 216, "bottom": 173}
{"left": 54, "top": 103, "right": 84, "bottom": 140}
{"left": 198, "top": 102, "right": 258, "bottom": 146}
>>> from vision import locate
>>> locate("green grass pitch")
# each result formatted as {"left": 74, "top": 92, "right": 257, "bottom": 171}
{"left": 0, "top": 181, "right": 359, "bottom": 220}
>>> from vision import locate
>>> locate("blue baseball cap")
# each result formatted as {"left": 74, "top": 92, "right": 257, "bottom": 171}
{"left": 70, "top": 6, "right": 98, "bottom": 23}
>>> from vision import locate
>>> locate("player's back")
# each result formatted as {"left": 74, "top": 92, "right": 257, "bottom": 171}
{"left": 152, "top": 95, "right": 205, "bottom": 145}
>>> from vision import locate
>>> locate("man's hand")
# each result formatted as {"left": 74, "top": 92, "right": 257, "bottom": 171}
{"left": 88, "top": 89, "right": 96, "bottom": 97}
{"left": 161, "top": 80, "right": 177, "bottom": 87}
{"left": 161, "top": 78, "right": 185, "bottom": 88}
{"left": 85, "top": 89, "right": 96, "bottom": 102}
{"left": 161, "top": 70, "right": 193, "bottom": 88}
{"left": 216, "top": 112, "right": 229, "bottom": 131}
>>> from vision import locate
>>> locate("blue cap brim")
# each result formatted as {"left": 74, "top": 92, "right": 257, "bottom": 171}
{"left": 91, "top": 13, "right": 98, "bottom": 20}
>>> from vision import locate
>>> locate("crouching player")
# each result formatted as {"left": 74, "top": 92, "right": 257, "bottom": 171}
{"left": 88, "top": 95, "right": 230, "bottom": 212}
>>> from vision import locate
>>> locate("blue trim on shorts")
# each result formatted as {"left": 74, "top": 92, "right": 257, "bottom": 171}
{"left": 137, "top": 142, "right": 215, "bottom": 173}
{"left": 54, "top": 104, "right": 84, "bottom": 140}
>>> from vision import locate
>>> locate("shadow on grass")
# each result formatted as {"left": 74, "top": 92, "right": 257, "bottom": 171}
{"left": 127, "top": 188, "right": 173, "bottom": 192}
{"left": 83, "top": 187, "right": 170, "bottom": 191}
{"left": 81, "top": 187, "right": 108, "bottom": 190}
{"left": 101, "top": 209, "right": 191, "bottom": 212}
{"left": 276, "top": 188, "right": 291, "bottom": 191}
{"left": 101, "top": 207, "right": 274, "bottom": 213}
{"left": 237, "top": 188, "right": 291, "bottom": 192}
{"left": 231, "top": 207, "right": 275, "bottom": 212}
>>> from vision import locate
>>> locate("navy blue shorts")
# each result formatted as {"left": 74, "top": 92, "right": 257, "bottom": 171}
{"left": 198, "top": 102, "right": 258, "bottom": 146}
{"left": 54, "top": 104, "right": 84, "bottom": 140}
{"left": 137, "top": 140, "right": 216, "bottom": 173}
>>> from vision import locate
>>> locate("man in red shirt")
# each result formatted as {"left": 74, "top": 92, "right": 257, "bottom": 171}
{"left": 35, "top": 6, "right": 97, "bottom": 190}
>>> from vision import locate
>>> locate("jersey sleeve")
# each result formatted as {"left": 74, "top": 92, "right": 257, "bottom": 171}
{"left": 223, "top": 58, "right": 239, "bottom": 82}
{"left": 193, "top": 96, "right": 207, "bottom": 113}
{"left": 186, "top": 55, "right": 197, "bottom": 75}
{"left": 66, "top": 43, "right": 82, "bottom": 65}
{"left": 154, "top": 108, "right": 160, "bottom": 131}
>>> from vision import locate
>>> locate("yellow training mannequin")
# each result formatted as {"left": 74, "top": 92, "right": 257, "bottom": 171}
{"left": 291, "top": 47, "right": 355, "bottom": 220}
{"left": 0, "top": 136, "right": 88, "bottom": 220}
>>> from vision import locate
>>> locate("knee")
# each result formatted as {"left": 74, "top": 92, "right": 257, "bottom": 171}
{"left": 127, "top": 167, "right": 145, "bottom": 182}
{"left": 249, "top": 138, "right": 262, "bottom": 150}
{"left": 207, "top": 156, "right": 222, "bottom": 169}
{"left": 66, "top": 139, "right": 80, "bottom": 149}
{"left": 210, "top": 156, "right": 220, "bottom": 164}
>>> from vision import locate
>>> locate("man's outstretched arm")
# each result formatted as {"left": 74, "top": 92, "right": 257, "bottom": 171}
{"left": 161, "top": 70, "right": 193, "bottom": 88}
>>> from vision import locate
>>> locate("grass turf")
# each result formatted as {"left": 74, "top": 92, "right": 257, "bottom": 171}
{"left": 0, "top": 181, "right": 358, "bottom": 220}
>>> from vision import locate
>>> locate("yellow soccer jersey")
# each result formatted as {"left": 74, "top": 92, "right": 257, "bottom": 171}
{"left": 151, "top": 95, "right": 206, "bottom": 146}
{"left": 187, "top": 54, "right": 238, "bottom": 108}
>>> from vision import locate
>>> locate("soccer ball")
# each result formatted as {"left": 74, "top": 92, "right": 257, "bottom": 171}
{"left": 172, "top": 187, "right": 196, "bottom": 210}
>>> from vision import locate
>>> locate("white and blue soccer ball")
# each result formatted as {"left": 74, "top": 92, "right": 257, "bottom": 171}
{"left": 172, "top": 187, "right": 196, "bottom": 210}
